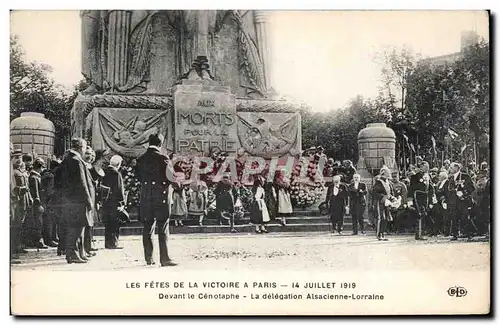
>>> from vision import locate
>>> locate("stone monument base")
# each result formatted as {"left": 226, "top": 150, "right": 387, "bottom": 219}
{"left": 71, "top": 87, "right": 303, "bottom": 160}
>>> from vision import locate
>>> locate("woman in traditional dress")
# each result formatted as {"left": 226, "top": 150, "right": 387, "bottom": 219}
{"left": 171, "top": 172, "right": 188, "bottom": 227}
{"left": 188, "top": 178, "right": 208, "bottom": 226}
{"left": 274, "top": 170, "right": 293, "bottom": 226}
{"left": 250, "top": 175, "right": 270, "bottom": 233}
{"left": 264, "top": 179, "right": 278, "bottom": 221}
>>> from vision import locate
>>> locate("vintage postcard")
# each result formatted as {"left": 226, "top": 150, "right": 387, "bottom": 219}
{"left": 9, "top": 9, "right": 490, "bottom": 315}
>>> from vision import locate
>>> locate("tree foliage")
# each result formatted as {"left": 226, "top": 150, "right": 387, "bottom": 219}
{"left": 299, "top": 39, "right": 490, "bottom": 168}
{"left": 10, "top": 35, "right": 86, "bottom": 155}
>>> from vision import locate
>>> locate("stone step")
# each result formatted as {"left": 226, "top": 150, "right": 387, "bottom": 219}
{"left": 94, "top": 222, "right": 372, "bottom": 236}
{"left": 97, "top": 216, "right": 353, "bottom": 228}
{"left": 126, "top": 209, "right": 325, "bottom": 219}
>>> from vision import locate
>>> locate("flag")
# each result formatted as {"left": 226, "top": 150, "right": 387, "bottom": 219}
{"left": 410, "top": 143, "right": 416, "bottom": 153}
{"left": 448, "top": 128, "right": 459, "bottom": 139}
{"left": 460, "top": 144, "right": 467, "bottom": 154}
{"left": 402, "top": 134, "right": 411, "bottom": 150}
{"left": 431, "top": 136, "right": 437, "bottom": 153}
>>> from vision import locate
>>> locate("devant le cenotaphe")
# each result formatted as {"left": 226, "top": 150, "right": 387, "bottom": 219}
{"left": 71, "top": 10, "right": 302, "bottom": 159}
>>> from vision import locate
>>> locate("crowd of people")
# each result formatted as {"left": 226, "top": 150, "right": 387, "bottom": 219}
{"left": 336, "top": 157, "right": 491, "bottom": 241}
{"left": 10, "top": 134, "right": 491, "bottom": 266}
{"left": 10, "top": 139, "right": 130, "bottom": 265}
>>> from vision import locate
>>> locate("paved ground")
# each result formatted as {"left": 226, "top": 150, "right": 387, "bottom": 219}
{"left": 11, "top": 232, "right": 490, "bottom": 272}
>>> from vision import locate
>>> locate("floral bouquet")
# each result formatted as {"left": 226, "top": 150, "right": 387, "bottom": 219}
{"left": 121, "top": 163, "right": 141, "bottom": 208}
{"left": 289, "top": 156, "right": 325, "bottom": 208}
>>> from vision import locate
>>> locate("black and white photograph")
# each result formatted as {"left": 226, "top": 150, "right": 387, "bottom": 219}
{"left": 8, "top": 7, "right": 491, "bottom": 315}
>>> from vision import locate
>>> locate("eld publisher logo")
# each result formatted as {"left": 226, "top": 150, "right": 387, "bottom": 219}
{"left": 448, "top": 286, "right": 468, "bottom": 298}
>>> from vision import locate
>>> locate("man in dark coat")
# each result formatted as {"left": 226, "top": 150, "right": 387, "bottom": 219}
{"left": 326, "top": 175, "right": 348, "bottom": 234}
{"left": 214, "top": 176, "right": 238, "bottom": 232}
{"left": 102, "top": 155, "right": 126, "bottom": 249}
{"left": 58, "top": 138, "right": 95, "bottom": 264}
{"left": 11, "top": 149, "right": 30, "bottom": 262}
{"left": 348, "top": 173, "right": 367, "bottom": 235}
{"left": 41, "top": 159, "right": 60, "bottom": 246}
{"left": 447, "top": 162, "right": 475, "bottom": 240}
{"left": 82, "top": 146, "right": 98, "bottom": 258}
{"left": 135, "top": 134, "right": 177, "bottom": 267}
{"left": 53, "top": 158, "right": 67, "bottom": 256}
{"left": 408, "top": 161, "right": 436, "bottom": 240}
{"left": 27, "top": 158, "right": 49, "bottom": 249}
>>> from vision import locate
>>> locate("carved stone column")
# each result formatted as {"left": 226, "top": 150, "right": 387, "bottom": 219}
{"left": 195, "top": 10, "right": 209, "bottom": 59}
{"left": 254, "top": 10, "right": 271, "bottom": 90}
{"left": 106, "top": 10, "right": 131, "bottom": 91}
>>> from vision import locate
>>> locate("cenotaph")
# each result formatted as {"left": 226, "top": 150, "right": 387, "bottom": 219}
{"left": 71, "top": 10, "right": 302, "bottom": 159}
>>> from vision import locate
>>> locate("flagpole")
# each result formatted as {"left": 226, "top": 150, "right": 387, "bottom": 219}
{"left": 402, "top": 136, "right": 407, "bottom": 176}
{"left": 416, "top": 133, "right": 419, "bottom": 158}
{"left": 473, "top": 137, "right": 478, "bottom": 166}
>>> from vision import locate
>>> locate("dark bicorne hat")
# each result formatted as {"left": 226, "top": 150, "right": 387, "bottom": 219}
{"left": 116, "top": 207, "right": 131, "bottom": 225}
{"left": 148, "top": 133, "right": 164, "bottom": 146}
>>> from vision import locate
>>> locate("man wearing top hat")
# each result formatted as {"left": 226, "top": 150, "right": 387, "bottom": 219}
{"left": 135, "top": 134, "right": 178, "bottom": 267}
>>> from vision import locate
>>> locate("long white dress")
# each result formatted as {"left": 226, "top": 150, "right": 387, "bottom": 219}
{"left": 277, "top": 188, "right": 293, "bottom": 214}
{"left": 254, "top": 186, "right": 270, "bottom": 223}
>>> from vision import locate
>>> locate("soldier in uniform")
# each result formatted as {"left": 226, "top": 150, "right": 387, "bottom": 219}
{"left": 447, "top": 162, "right": 475, "bottom": 240}
{"left": 390, "top": 171, "right": 408, "bottom": 233}
{"left": 27, "top": 158, "right": 49, "bottom": 249}
{"left": 135, "top": 134, "right": 178, "bottom": 267}
{"left": 430, "top": 168, "right": 439, "bottom": 184}
{"left": 11, "top": 149, "right": 31, "bottom": 262}
{"left": 434, "top": 170, "right": 450, "bottom": 236}
{"left": 407, "top": 161, "right": 437, "bottom": 240}
{"left": 372, "top": 167, "right": 394, "bottom": 241}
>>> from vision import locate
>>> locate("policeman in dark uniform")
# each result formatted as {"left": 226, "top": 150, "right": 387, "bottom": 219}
{"left": 135, "top": 134, "right": 178, "bottom": 267}
{"left": 407, "top": 161, "right": 436, "bottom": 240}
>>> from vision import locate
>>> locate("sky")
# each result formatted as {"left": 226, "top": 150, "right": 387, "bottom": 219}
{"left": 9, "top": 10, "right": 489, "bottom": 112}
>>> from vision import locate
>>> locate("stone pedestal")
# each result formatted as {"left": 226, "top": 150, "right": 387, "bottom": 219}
{"left": 71, "top": 90, "right": 303, "bottom": 160}
{"left": 173, "top": 80, "right": 237, "bottom": 156}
